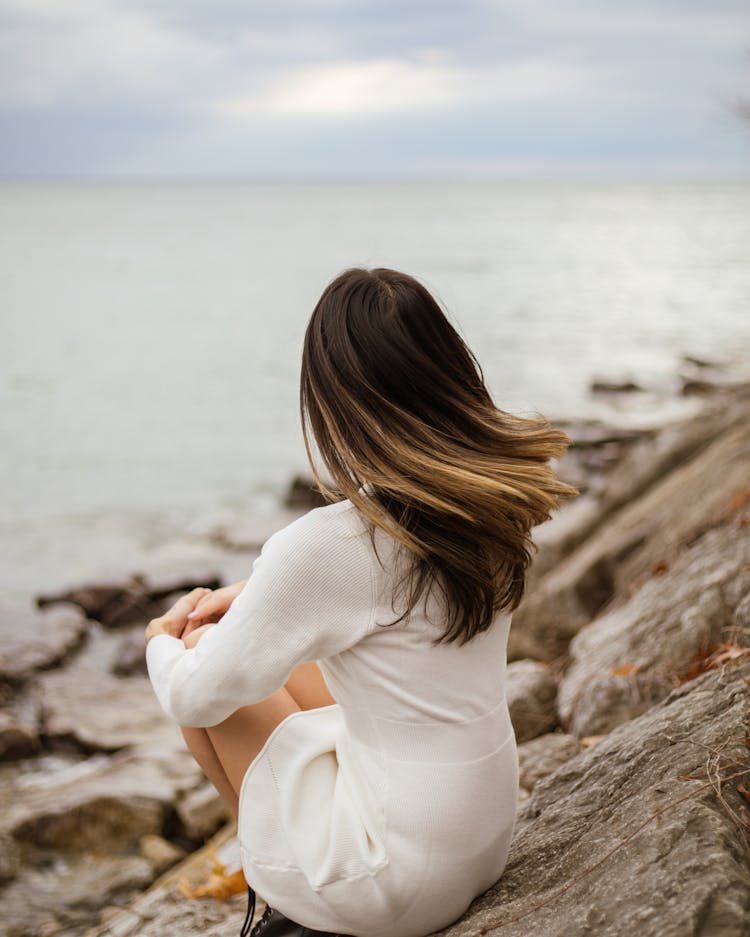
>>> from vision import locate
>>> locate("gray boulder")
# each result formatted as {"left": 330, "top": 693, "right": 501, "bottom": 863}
{"left": 0, "top": 853, "right": 154, "bottom": 937}
{"left": 506, "top": 660, "right": 559, "bottom": 743}
{"left": 36, "top": 566, "right": 222, "bottom": 629}
{"left": 510, "top": 400, "right": 750, "bottom": 662}
{"left": 558, "top": 519, "right": 750, "bottom": 737}
{"left": 37, "top": 666, "right": 179, "bottom": 752}
{"left": 527, "top": 391, "right": 744, "bottom": 585}
{"left": 433, "top": 660, "right": 750, "bottom": 937}
{"left": 177, "top": 780, "right": 232, "bottom": 842}
{"left": 517, "top": 731, "right": 584, "bottom": 793}
{"left": 0, "top": 600, "right": 89, "bottom": 681}
{"left": 2, "top": 742, "right": 203, "bottom": 853}
{"left": 0, "top": 688, "right": 40, "bottom": 760}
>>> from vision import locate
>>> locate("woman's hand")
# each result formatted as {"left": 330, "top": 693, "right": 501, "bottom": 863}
{"left": 182, "top": 622, "right": 217, "bottom": 649}
{"left": 144, "top": 587, "right": 212, "bottom": 646}
{"left": 182, "top": 579, "right": 248, "bottom": 638}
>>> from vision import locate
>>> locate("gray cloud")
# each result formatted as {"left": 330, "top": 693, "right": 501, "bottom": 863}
{"left": 0, "top": 0, "right": 748, "bottom": 177}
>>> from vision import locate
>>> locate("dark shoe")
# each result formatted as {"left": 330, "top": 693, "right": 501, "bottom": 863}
{"left": 240, "top": 883, "right": 353, "bottom": 937}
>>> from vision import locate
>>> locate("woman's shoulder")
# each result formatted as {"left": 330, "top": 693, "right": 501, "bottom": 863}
{"left": 247, "top": 500, "right": 376, "bottom": 614}
{"left": 257, "top": 497, "right": 371, "bottom": 568}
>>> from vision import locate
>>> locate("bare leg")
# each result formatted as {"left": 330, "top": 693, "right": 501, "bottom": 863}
{"left": 178, "top": 625, "right": 244, "bottom": 820}
{"left": 284, "top": 660, "right": 337, "bottom": 710}
{"left": 179, "top": 655, "right": 333, "bottom": 820}
{"left": 204, "top": 686, "right": 301, "bottom": 797}
{"left": 180, "top": 726, "right": 240, "bottom": 820}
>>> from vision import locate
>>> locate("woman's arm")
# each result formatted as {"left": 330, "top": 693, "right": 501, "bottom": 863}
{"left": 145, "top": 508, "right": 375, "bottom": 728}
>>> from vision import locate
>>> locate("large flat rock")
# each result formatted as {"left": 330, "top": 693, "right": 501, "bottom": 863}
{"left": 0, "top": 853, "right": 154, "bottom": 937}
{"left": 506, "top": 660, "right": 560, "bottom": 743}
{"left": 510, "top": 405, "right": 750, "bottom": 662}
{"left": 0, "top": 600, "right": 89, "bottom": 681}
{"left": 37, "top": 666, "right": 182, "bottom": 752}
{"left": 1, "top": 741, "right": 203, "bottom": 853}
{"left": 557, "top": 519, "right": 750, "bottom": 736}
{"left": 80, "top": 823, "right": 254, "bottom": 937}
{"left": 433, "top": 660, "right": 750, "bottom": 937}
{"left": 530, "top": 386, "right": 750, "bottom": 582}
{"left": 36, "top": 565, "right": 222, "bottom": 629}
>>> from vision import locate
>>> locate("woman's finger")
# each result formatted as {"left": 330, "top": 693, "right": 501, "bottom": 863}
{"left": 172, "top": 586, "right": 212, "bottom": 613}
{"left": 191, "top": 588, "right": 218, "bottom": 610}
{"left": 190, "top": 589, "right": 224, "bottom": 613}
{"left": 159, "top": 587, "right": 212, "bottom": 631}
{"left": 187, "top": 590, "right": 231, "bottom": 620}
{"left": 182, "top": 610, "right": 220, "bottom": 637}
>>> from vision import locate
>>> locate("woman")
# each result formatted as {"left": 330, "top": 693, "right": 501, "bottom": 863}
{"left": 144, "top": 267, "right": 579, "bottom": 937}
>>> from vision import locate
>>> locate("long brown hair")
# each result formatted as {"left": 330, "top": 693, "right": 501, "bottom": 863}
{"left": 299, "top": 266, "right": 579, "bottom": 647}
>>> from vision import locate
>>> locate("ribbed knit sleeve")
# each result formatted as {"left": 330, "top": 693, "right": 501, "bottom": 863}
{"left": 145, "top": 506, "right": 376, "bottom": 727}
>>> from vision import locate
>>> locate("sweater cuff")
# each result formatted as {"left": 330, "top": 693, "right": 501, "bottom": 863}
{"left": 145, "top": 631, "right": 185, "bottom": 676}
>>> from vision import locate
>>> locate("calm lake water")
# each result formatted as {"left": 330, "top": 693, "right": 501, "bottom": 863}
{"left": 2, "top": 180, "right": 749, "bottom": 598}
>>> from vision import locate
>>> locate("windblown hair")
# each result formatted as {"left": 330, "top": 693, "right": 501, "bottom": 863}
{"left": 299, "top": 267, "right": 580, "bottom": 647}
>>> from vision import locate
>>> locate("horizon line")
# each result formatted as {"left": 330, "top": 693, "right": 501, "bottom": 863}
{"left": 1, "top": 170, "right": 749, "bottom": 185}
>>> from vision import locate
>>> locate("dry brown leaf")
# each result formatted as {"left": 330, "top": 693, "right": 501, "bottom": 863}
{"left": 707, "top": 644, "right": 750, "bottom": 667}
{"left": 722, "top": 485, "right": 750, "bottom": 519}
{"left": 611, "top": 664, "right": 637, "bottom": 677}
{"left": 177, "top": 845, "right": 248, "bottom": 901}
{"left": 673, "top": 642, "right": 750, "bottom": 686}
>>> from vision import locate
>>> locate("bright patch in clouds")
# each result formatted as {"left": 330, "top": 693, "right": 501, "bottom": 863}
{"left": 219, "top": 57, "right": 595, "bottom": 119}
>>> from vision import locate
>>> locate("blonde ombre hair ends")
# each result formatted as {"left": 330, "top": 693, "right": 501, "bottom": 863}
{"left": 300, "top": 267, "right": 580, "bottom": 647}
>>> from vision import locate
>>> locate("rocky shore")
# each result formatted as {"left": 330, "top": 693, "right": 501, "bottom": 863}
{"left": 1, "top": 353, "right": 749, "bottom": 937}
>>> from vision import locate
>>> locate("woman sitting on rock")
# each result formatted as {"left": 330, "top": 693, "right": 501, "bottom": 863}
{"left": 144, "top": 266, "right": 578, "bottom": 937}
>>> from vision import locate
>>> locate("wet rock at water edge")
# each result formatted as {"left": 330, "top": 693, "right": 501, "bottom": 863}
{"left": 36, "top": 567, "right": 223, "bottom": 629}
{"left": 284, "top": 471, "right": 330, "bottom": 509}
{"left": 0, "top": 600, "right": 89, "bottom": 681}
{"left": 112, "top": 626, "right": 149, "bottom": 677}
{"left": 36, "top": 667, "right": 184, "bottom": 752}
{"left": 590, "top": 378, "right": 645, "bottom": 394}
{"left": 678, "top": 354, "right": 750, "bottom": 396}
{"left": 36, "top": 579, "right": 156, "bottom": 629}
{"left": 0, "top": 688, "right": 41, "bottom": 760}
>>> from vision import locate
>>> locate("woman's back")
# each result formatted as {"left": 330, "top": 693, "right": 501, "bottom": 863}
{"left": 242, "top": 494, "right": 520, "bottom": 937}
{"left": 321, "top": 494, "right": 514, "bottom": 724}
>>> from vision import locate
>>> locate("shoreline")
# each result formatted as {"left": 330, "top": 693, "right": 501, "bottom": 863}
{"left": 3, "top": 348, "right": 748, "bottom": 605}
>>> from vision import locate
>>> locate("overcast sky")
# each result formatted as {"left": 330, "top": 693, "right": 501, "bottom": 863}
{"left": 1, "top": 0, "right": 749, "bottom": 179}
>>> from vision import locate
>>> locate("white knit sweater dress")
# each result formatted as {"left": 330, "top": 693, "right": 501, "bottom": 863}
{"left": 146, "top": 488, "right": 519, "bottom": 937}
